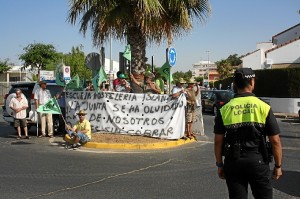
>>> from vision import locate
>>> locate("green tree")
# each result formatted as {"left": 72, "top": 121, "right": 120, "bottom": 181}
{"left": 67, "top": 0, "right": 211, "bottom": 70}
{"left": 0, "top": 59, "right": 12, "bottom": 73}
{"left": 62, "top": 45, "right": 92, "bottom": 79}
{"left": 172, "top": 70, "right": 192, "bottom": 83}
{"left": 19, "top": 43, "right": 59, "bottom": 81}
{"left": 216, "top": 59, "right": 232, "bottom": 79}
{"left": 227, "top": 54, "right": 242, "bottom": 66}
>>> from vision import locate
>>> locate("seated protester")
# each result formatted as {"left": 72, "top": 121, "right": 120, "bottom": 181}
{"left": 171, "top": 78, "right": 186, "bottom": 98}
{"left": 113, "top": 71, "right": 122, "bottom": 91}
{"left": 115, "top": 74, "right": 131, "bottom": 93}
{"left": 65, "top": 110, "right": 91, "bottom": 149}
{"left": 143, "top": 73, "right": 161, "bottom": 94}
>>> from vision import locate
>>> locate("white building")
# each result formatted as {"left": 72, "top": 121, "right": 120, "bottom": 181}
{"left": 241, "top": 23, "right": 300, "bottom": 114}
{"left": 241, "top": 23, "right": 300, "bottom": 69}
{"left": 191, "top": 60, "right": 219, "bottom": 81}
{"left": 0, "top": 65, "right": 33, "bottom": 82}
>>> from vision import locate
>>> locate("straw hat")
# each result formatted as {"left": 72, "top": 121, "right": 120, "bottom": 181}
{"left": 39, "top": 81, "right": 47, "bottom": 85}
{"left": 187, "top": 78, "right": 196, "bottom": 84}
{"left": 178, "top": 78, "right": 186, "bottom": 84}
{"left": 76, "top": 110, "right": 87, "bottom": 115}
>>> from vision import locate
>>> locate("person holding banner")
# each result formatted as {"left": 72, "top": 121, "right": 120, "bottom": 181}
{"left": 129, "top": 69, "right": 144, "bottom": 93}
{"left": 34, "top": 81, "right": 53, "bottom": 138}
{"left": 171, "top": 78, "right": 186, "bottom": 98}
{"left": 143, "top": 73, "right": 161, "bottom": 94}
{"left": 65, "top": 110, "right": 91, "bottom": 149}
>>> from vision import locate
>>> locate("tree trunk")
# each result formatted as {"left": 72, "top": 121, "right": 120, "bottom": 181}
{"left": 127, "top": 27, "right": 146, "bottom": 70}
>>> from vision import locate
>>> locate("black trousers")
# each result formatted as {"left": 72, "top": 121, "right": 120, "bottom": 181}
{"left": 224, "top": 152, "right": 272, "bottom": 199}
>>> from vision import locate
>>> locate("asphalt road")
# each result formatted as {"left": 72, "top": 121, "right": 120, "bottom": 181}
{"left": 0, "top": 108, "right": 299, "bottom": 199}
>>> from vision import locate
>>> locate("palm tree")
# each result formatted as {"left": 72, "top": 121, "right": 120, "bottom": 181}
{"left": 67, "top": 0, "right": 211, "bottom": 70}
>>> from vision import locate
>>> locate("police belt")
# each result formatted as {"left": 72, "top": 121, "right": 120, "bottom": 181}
{"left": 241, "top": 146, "right": 260, "bottom": 153}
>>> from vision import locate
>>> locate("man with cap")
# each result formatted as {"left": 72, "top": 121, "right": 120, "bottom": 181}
{"left": 65, "top": 110, "right": 91, "bottom": 149}
{"left": 115, "top": 74, "right": 131, "bottom": 93}
{"left": 34, "top": 81, "right": 53, "bottom": 138}
{"left": 185, "top": 78, "right": 199, "bottom": 139}
{"left": 214, "top": 67, "right": 282, "bottom": 199}
{"left": 171, "top": 78, "right": 186, "bottom": 98}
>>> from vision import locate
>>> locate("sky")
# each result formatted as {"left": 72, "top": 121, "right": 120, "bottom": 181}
{"left": 0, "top": 0, "right": 299, "bottom": 72}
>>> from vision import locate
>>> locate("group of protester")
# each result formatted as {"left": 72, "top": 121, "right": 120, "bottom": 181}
{"left": 9, "top": 81, "right": 91, "bottom": 150}
{"left": 8, "top": 66, "right": 283, "bottom": 198}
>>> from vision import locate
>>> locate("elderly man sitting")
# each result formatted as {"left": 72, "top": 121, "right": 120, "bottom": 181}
{"left": 65, "top": 110, "right": 91, "bottom": 150}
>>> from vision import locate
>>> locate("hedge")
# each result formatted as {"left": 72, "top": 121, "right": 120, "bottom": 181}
{"left": 214, "top": 68, "right": 300, "bottom": 98}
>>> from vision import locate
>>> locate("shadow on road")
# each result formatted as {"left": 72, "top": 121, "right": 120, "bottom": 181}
{"left": 273, "top": 170, "right": 300, "bottom": 197}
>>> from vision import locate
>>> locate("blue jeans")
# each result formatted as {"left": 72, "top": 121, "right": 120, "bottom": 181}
{"left": 67, "top": 130, "right": 90, "bottom": 144}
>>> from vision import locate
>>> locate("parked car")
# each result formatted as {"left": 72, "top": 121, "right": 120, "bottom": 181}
{"left": 201, "top": 90, "right": 234, "bottom": 115}
{"left": 2, "top": 80, "right": 63, "bottom": 134}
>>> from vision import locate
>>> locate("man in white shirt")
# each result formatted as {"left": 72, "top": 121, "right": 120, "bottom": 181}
{"left": 171, "top": 78, "right": 186, "bottom": 98}
{"left": 9, "top": 89, "right": 29, "bottom": 139}
{"left": 34, "top": 81, "right": 53, "bottom": 138}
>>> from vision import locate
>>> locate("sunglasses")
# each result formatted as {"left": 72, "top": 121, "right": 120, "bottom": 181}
{"left": 78, "top": 114, "right": 85, "bottom": 116}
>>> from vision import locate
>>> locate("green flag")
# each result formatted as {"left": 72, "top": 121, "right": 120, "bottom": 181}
{"left": 92, "top": 66, "right": 108, "bottom": 92}
{"left": 55, "top": 64, "right": 65, "bottom": 86}
{"left": 123, "top": 44, "right": 131, "bottom": 61}
{"left": 37, "top": 98, "right": 61, "bottom": 114}
{"left": 159, "top": 62, "right": 173, "bottom": 83}
{"left": 66, "top": 74, "right": 80, "bottom": 89}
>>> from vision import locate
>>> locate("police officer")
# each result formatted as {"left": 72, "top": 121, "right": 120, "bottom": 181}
{"left": 214, "top": 68, "right": 282, "bottom": 199}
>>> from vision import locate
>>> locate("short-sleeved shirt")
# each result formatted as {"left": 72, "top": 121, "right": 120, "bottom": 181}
{"left": 214, "top": 92, "right": 280, "bottom": 148}
{"left": 34, "top": 88, "right": 52, "bottom": 105}
{"left": 73, "top": 119, "right": 91, "bottom": 139}
{"left": 172, "top": 86, "right": 184, "bottom": 95}
{"left": 9, "top": 97, "right": 28, "bottom": 119}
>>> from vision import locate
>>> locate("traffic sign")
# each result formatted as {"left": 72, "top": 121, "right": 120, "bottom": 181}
{"left": 168, "top": 47, "right": 176, "bottom": 67}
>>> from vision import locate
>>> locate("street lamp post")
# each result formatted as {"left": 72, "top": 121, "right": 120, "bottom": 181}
{"left": 206, "top": 51, "right": 210, "bottom": 84}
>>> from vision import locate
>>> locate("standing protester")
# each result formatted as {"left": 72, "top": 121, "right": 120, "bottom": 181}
{"left": 34, "top": 81, "right": 54, "bottom": 138}
{"left": 115, "top": 74, "right": 131, "bottom": 93}
{"left": 65, "top": 110, "right": 91, "bottom": 149}
{"left": 129, "top": 69, "right": 144, "bottom": 93}
{"left": 113, "top": 71, "right": 123, "bottom": 91}
{"left": 214, "top": 68, "right": 282, "bottom": 199}
{"left": 143, "top": 73, "right": 161, "bottom": 94}
{"left": 9, "top": 89, "right": 29, "bottom": 139}
{"left": 171, "top": 78, "right": 186, "bottom": 98}
{"left": 55, "top": 86, "right": 66, "bottom": 135}
{"left": 185, "top": 78, "right": 199, "bottom": 139}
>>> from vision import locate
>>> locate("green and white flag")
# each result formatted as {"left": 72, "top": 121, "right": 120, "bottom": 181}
{"left": 55, "top": 63, "right": 65, "bottom": 86}
{"left": 37, "top": 98, "right": 61, "bottom": 114}
{"left": 123, "top": 44, "right": 131, "bottom": 61}
{"left": 92, "top": 66, "right": 108, "bottom": 92}
{"left": 66, "top": 74, "right": 80, "bottom": 89}
{"left": 159, "top": 62, "right": 173, "bottom": 83}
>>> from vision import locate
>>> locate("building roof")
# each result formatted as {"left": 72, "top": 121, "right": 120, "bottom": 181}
{"left": 240, "top": 49, "right": 260, "bottom": 59}
{"left": 272, "top": 23, "right": 300, "bottom": 39}
{"left": 265, "top": 36, "right": 300, "bottom": 54}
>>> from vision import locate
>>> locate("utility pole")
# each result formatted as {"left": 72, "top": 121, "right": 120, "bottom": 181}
{"left": 206, "top": 50, "right": 210, "bottom": 85}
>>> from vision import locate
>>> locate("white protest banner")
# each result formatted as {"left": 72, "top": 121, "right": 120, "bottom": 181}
{"left": 65, "top": 91, "right": 186, "bottom": 139}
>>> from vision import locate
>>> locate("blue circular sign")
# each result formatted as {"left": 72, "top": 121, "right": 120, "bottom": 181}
{"left": 168, "top": 47, "right": 176, "bottom": 67}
